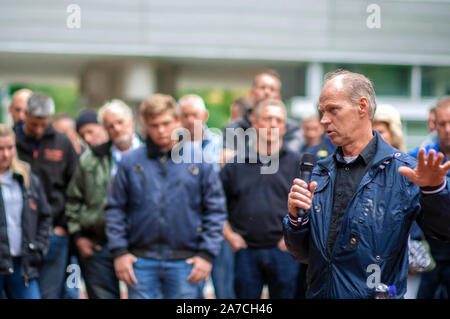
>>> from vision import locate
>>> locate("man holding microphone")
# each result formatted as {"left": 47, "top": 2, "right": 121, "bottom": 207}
{"left": 284, "top": 70, "right": 450, "bottom": 299}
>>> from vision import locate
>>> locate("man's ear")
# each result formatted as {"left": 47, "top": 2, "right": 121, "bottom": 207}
{"left": 358, "top": 97, "right": 370, "bottom": 118}
{"left": 203, "top": 110, "right": 209, "bottom": 124}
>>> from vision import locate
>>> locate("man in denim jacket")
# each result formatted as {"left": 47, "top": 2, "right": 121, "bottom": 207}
{"left": 284, "top": 70, "right": 450, "bottom": 299}
{"left": 105, "top": 94, "right": 226, "bottom": 299}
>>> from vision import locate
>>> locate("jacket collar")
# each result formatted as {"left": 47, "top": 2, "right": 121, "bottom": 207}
{"left": 146, "top": 136, "right": 173, "bottom": 159}
{"left": 17, "top": 121, "right": 56, "bottom": 143}
{"left": 91, "top": 140, "right": 113, "bottom": 158}
{"left": 317, "top": 131, "right": 398, "bottom": 172}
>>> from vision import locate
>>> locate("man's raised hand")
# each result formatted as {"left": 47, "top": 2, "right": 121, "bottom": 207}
{"left": 399, "top": 148, "right": 450, "bottom": 187}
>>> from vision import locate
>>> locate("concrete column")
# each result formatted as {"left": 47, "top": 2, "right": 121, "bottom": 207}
{"left": 306, "top": 62, "right": 323, "bottom": 102}
{"left": 79, "top": 59, "right": 159, "bottom": 110}
{"left": 410, "top": 65, "right": 422, "bottom": 102}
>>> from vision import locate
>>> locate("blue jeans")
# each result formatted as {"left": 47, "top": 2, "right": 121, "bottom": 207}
{"left": 211, "top": 240, "right": 235, "bottom": 298}
{"left": 234, "top": 246, "right": 300, "bottom": 299}
{"left": 62, "top": 255, "right": 80, "bottom": 299}
{"left": 128, "top": 257, "right": 201, "bottom": 299}
{"left": 78, "top": 244, "right": 120, "bottom": 299}
{"left": 38, "top": 232, "right": 69, "bottom": 299}
{"left": 0, "top": 258, "right": 40, "bottom": 299}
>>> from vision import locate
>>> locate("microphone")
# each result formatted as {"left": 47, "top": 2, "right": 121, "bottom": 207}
{"left": 297, "top": 153, "right": 315, "bottom": 217}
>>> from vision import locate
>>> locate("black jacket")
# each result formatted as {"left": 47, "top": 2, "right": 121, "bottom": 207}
{"left": 0, "top": 172, "right": 52, "bottom": 282}
{"left": 220, "top": 147, "right": 301, "bottom": 248}
{"left": 14, "top": 123, "right": 78, "bottom": 229}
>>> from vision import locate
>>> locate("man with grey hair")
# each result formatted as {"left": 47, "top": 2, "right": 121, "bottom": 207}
{"left": 178, "top": 94, "right": 226, "bottom": 298}
{"left": 97, "top": 99, "right": 141, "bottom": 176}
{"left": 284, "top": 70, "right": 450, "bottom": 298}
{"left": 65, "top": 98, "right": 140, "bottom": 299}
{"left": 178, "top": 94, "right": 222, "bottom": 172}
{"left": 14, "top": 92, "right": 78, "bottom": 298}
{"left": 221, "top": 98, "right": 302, "bottom": 298}
{"left": 8, "top": 89, "right": 32, "bottom": 128}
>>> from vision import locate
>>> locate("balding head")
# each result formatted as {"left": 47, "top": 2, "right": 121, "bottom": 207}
{"left": 178, "top": 94, "right": 208, "bottom": 140}
{"left": 318, "top": 69, "right": 375, "bottom": 156}
{"left": 323, "top": 70, "right": 377, "bottom": 120}
{"left": 9, "top": 89, "right": 32, "bottom": 125}
{"left": 178, "top": 94, "right": 206, "bottom": 112}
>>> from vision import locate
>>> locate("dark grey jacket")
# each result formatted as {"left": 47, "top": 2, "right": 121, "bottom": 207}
{"left": 0, "top": 172, "right": 51, "bottom": 282}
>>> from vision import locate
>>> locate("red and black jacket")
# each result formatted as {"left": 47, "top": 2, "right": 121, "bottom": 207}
{"left": 15, "top": 123, "right": 78, "bottom": 229}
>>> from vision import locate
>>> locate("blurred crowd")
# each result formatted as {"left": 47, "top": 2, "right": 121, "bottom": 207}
{"left": 0, "top": 69, "right": 449, "bottom": 299}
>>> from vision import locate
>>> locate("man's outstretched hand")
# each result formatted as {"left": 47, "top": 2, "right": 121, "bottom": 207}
{"left": 399, "top": 148, "right": 450, "bottom": 187}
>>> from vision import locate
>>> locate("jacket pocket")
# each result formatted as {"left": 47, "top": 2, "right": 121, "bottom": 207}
{"left": 358, "top": 184, "right": 408, "bottom": 258}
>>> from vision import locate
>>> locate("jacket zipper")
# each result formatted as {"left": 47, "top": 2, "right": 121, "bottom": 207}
{"left": 325, "top": 160, "right": 385, "bottom": 298}
{"left": 158, "top": 155, "right": 167, "bottom": 259}
{"left": 0, "top": 185, "right": 14, "bottom": 275}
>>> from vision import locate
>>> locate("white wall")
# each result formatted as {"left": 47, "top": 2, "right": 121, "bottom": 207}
{"left": 1, "top": 0, "right": 449, "bottom": 64}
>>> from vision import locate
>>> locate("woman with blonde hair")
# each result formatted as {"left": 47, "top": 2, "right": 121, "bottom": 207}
{"left": 373, "top": 104, "right": 406, "bottom": 152}
{"left": 0, "top": 124, "right": 51, "bottom": 298}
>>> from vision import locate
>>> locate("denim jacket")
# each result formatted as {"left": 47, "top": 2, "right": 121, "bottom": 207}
{"left": 284, "top": 132, "right": 450, "bottom": 298}
{"left": 105, "top": 138, "right": 227, "bottom": 263}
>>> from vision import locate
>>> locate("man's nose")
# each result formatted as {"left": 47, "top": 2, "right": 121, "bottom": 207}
{"left": 112, "top": 123, "right": 123, "bottom": 133}
{"left": 320, "top": 114, "right": 330, "bottom": 125}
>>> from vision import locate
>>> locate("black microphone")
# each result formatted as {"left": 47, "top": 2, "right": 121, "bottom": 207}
{"left": 297, "top": 153, "right": 315, "bottom": 217}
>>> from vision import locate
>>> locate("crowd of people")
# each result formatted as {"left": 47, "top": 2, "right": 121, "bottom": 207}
{"left": 0, "top": 69, "right": 449, "bottom": 299}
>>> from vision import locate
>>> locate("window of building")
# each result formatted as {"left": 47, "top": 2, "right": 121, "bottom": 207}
{"left": 323, "top": 63, "right": 411, "bottom": 97}
{"left": 421, "top": 66, "right": 450, "bottom": 97}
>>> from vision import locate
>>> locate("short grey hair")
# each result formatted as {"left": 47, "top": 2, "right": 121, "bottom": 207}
{"left": 436, "top": 96, "right": 450, "bottom": 112}
{"left": 98, "top": 99, "right": 134, "bottom": 126}
{"left": 26, "top": 92, "right": 55, "bottom": 117}
{"left": 324, "top": 69, "right": 377, "bottom": 120}
{"left": 253, "top": 99, "right": 287, "bottom": 121}
{"left": 178, "top": 94, "right": 206, "bottom": 111}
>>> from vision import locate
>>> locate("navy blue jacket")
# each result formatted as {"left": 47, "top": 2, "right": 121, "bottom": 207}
{"left": 221, "top": 147, "right": 301, "bottom": 248}
{"left": 105, "top": 139, "right": 227, "bottom": 263}
{"left": 283, "top": 132, "right": 450, "bottom": 298}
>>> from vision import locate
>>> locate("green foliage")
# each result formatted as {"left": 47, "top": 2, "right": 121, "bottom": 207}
{"left": 10, "top": 84, "right": 80, "bottom": 118}
{"left": 176, "top": 88, "right": 249, "bottom": 130}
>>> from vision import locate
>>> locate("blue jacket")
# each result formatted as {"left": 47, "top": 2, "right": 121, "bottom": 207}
{"left": 284, "top": 132, "right": 450, "bottom": 298}
{"left": 105, "top": 138, "right": 227, "bottom": 263}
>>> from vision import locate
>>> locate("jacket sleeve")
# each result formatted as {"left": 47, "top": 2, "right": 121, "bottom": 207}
{"left": 219, "top": 163, "right": 233, "bottom": 217}
{"left": 65, "top": 139, "right": 79, "bottom": 185}
{"left": 65, "top": 162, "right": 86, "bottom": 240}
{"left": 283, "top": 215, "right": 311, "bottom": 264}
{"left": 416, "top": 177, "right": 450, "bottom": 242}
{"left": 33, "top": 174, "right": 52, "bottom": 256}
{"left": 104, "top": 162, "right": 130, "bottom": 258}
{"left": 55, "top": 138, "right": 79, "bottom": 230}
{"left": 197, "top": 163, "right": 227, "bottom": 262}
